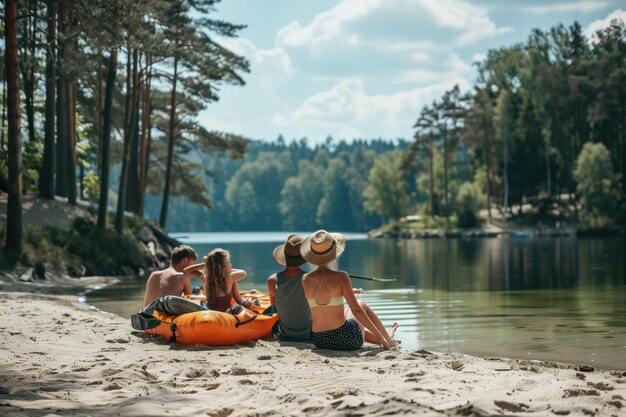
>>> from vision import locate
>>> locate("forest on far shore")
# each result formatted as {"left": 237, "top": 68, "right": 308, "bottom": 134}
{"left": 1, "top": 1, "right": 625, "bottom": 250}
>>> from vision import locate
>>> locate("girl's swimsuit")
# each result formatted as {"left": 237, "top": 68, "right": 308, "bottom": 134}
{"left": 208, "top": 288, "right": 234, "bottom": 312}
{"left": 311, "top": 319, "right": 363, "bottom": 351}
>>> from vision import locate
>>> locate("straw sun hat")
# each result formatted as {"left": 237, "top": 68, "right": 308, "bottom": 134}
{"left": 300, "top": 230, "right": 346, "bottom": 265}
{"left": 272, "top": 234, "right": 306, "bottom": 267}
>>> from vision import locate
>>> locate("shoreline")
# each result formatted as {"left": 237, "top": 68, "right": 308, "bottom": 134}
{"left": 1, "top": 277, "right": 626, "bottom": 416}
{"left": 368, "top": 227, "right": 625, "bottom": 240}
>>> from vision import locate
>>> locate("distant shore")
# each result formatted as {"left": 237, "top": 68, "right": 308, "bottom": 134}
{"left": 1, "top": 274, "right": 626, "bottom": 417}
{"left": 369, "top": 225, "right": 624, "bottom": 239}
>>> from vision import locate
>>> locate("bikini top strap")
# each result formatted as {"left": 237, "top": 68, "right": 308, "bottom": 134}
{"left": 313, "top": 271, "right": 328, "bottom": 301}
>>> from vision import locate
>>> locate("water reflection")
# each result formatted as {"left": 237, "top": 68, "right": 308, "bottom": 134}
{"left": 88, "top": 235, "right": 626, "bottom": 369}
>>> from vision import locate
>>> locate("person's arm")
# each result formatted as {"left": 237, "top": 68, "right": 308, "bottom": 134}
{"left": 229, "top": 268, "right": 247, "bottom": 282}
{"left": 232, "top": 281, "right": 244, "bottom": 305}
{"left": 183, "top": 263, "right": 205, "bottom": 280}
{"left": 341, "top": 273, "right": 392, "bottom": 350}
{"left": 142, "top": 272, "right": 156, "bottom": 307}
{"left": 182, "top": 274, "right": 192, "bottom": 296}
{"left": 267, "top": 274, "right": 277, "bottom": 304}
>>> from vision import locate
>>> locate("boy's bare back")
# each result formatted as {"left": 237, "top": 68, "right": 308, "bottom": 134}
{"left": 143, "top": 267, "right": 191, "bottom": 307}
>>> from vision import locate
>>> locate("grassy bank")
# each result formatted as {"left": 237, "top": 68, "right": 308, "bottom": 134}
{"left": 0, "top": 216, "right": 154, "bottom": 277}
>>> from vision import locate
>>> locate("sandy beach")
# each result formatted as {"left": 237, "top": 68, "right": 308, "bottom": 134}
{"left": 1, "top": 290, "right": 624, "bottom": 417}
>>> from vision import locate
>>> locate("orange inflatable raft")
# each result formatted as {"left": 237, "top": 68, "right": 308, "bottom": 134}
{"left": 144, "top": 291, "right": 278, "bottom": 346}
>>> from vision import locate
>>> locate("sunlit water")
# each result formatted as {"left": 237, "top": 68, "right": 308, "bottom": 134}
{"left": 88, "top": 233, "right": 626, "bottom": 369}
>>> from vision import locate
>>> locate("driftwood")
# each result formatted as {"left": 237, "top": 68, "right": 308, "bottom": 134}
{"left": 149, "top": 224, "right": 183, "bottom": 251}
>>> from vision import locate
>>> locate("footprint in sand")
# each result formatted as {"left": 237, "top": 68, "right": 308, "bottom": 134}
{"left": 103, "top": 382, "right": 122, "bottom": 391}
{"left": 494, "top": 400, "right": 529, "bottom": 412}
{"left": 587, "top": 381, "right": 614, "bottom": 391}
{"left": 101, "top": 368, "right": 122, "bottom": 377}
{"left": 206, "top": 408, "right": 232, "bottom": 417}
{"left": 229, "top": 366, "right": 264, "bottom": 376}
{"left": 105, "top": 338, "right": 129, "bottom": 344}
{"left": 563, "top": 389, "right": 599, "bottom": 398}
{"left": 185, "top": 368, "right": 206, "bottom": 379}
{"left": 204, "top": 383, "right": 220, "bottom": 390}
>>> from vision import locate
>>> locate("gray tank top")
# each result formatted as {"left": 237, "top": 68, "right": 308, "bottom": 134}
{"left": 274, "top": 270, "right": 312, "bottom": 341}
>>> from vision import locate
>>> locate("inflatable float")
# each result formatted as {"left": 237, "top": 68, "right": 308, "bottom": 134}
{"left": 144, "top": 290, "right": 278, "bottom": 346}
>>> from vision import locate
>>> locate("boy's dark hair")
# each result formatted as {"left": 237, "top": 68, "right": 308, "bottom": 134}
{"left": 171, "top": 245, "right": 197, "bottom": 265}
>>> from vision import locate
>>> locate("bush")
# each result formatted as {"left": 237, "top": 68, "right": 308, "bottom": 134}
{"left": 455, "top": 182, "right": 479, "bottom": 228}
{"left": 573, "top": 142, "right": 622, "bottom": 230}
{"left": 0, "top": 218, "right": 152, "bottom": 276}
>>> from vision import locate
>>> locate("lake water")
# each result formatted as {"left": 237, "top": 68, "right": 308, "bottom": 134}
{"left": 88, "top": 233, "right": 626, "bottom": 369}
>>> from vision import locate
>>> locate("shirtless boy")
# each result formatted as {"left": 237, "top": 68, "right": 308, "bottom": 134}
{"left": 143, "top": 245, "right": 198, "bottom": 307}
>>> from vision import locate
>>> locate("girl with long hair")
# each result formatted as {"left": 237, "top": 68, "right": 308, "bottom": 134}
{"left": 184, "top": 248, "right": 247, "bottom": 312}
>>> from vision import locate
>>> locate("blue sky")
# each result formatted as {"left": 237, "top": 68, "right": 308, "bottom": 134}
{"left": 200, "top": 0, "right": 625, "bottom": 145}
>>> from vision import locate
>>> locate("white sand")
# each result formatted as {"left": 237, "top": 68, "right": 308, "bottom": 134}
{"left": 1, "top": 291, "right": 624, "bottom": 417}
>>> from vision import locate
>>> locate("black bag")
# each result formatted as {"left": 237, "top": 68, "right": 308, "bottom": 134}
{"left": 130, "top": 296, "right": 207, "bottom": 330}
{"left": 130, "top": 311, "right": 164, "bottom": 330}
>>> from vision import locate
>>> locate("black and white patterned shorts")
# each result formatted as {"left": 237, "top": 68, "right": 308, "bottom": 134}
{"left": 311, "top": 319, "right": 363, "bottom": 351}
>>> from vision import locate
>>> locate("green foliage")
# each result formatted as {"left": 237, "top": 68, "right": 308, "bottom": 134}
{"left": 82, "top": 172, "right": 100, "bottom": 204}
{"left": 408, "top": 18, "right": 625, "bottom": 230}
{"left": 456, "top": 182, "right": 480, "bottom": 228}
{"left": 3, "top": 218, "right": 152, "bottom": 276}
{"left": 363, "top": 151, "right": 407, "bottom": 222}
{"left": 280, "top": 160, "right": 324, "bottom": 230}
{"left": 225, "top": 151, "right": 293, "bottom": 228}
{"left": 573, "top": 142, "right": 622, "bottom": 229}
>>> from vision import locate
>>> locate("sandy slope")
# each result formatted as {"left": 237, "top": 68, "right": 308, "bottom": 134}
{"left": 1, "top": 292, "right": 624, "bottom": 417}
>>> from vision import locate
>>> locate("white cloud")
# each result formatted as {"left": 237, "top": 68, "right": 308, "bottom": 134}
{"left": 584, "top": 9, "right": 626, "bottom": 41}
{"left": 276, "top": 0, "right": 510, "bottom": 52}
{"left": 420, "top": 1, "right": 513, "bottom": 45}
{"left": 276, "top": 0, "right": 380, "bottom": 48}
{"left": 472, "top": 53, "right": 486, "bottom": 63}
{"left": 527, "top": 1, "right": 613, "bottom": 14}
{"left": 290, "top": 77, "right": 470, "bottom": 140}
{"left": 270, "top": 113, "right": 290, "bottom": 127}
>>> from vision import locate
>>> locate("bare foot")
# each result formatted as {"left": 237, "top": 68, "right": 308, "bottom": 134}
{"left": 388, "top": 322, "right": 399, "bottom": 339}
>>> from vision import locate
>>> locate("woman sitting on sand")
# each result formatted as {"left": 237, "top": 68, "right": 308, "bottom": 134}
{"left": 300, "top": 230, "right": 398, "bottom": 351}
{"left": 184, "top": 248, "right": 248, "bottom": 312}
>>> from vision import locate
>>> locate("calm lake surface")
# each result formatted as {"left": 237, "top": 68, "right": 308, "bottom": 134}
{"left": 88, "top": 232, "right": 626, "bottom": 369}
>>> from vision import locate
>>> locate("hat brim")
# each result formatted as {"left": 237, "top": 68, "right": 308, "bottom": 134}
{"left": 300, "top": 233, "right": 346, "bottom": 265}
{"left": 273, "top": 244, "right": 306, "bottom": 267}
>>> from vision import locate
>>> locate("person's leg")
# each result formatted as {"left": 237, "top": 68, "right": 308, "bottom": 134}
{"left": 344, "top": 306, "right": 366, "bottom": 342}
{"left": 346, "top": 300, "right": 399, "bottom": 345}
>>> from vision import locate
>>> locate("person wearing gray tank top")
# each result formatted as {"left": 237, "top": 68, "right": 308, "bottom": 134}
{"left": 267, "top": 235, "right": 312, "bottom": 341}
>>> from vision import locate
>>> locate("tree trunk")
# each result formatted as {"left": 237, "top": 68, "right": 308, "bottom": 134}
{"left": 159, "top": 55, "right": 179, "bottom": 228}
{"left": 442, "top": 128, "right": 450, "bottom": 229}
{"left": 1, "top": 80, "right": 6, "bottom": 152}
{"left": 125, "top": 49, "right": 140, "bottom": 213}
{"left": 97, "top": 49, "right": 118, "bottom": 229}
{"left": 66, "top": 79, "right": 77, "bottom": 204}
{"left": 55, "top": 1, "right": 68, "bottom": 198}
{"left": 55, "top": 77, "right": 68, "bottom": 197}
{"left": 96, "top": 51, "right": 104, "bottom": 181}
{"left": 428, "top": 134, "right": 435, "bottom": 218}
{"left": 138, "top": 55, "right": 152, "bottom": 216}
{"left": 39, "top": 0, "right": 56, "bottom": 199}
{"left": 5, "top": 0, "right": 23, "bottom": 251}
{"left": 20, "top": 0, "right": 37, "bottom": 145}
{"left": 545, "top": 143, "right": 552, "bottom": 197}
{"left": 115, "top": 48, "right": 140, "bottom": 233}
{"left": 503, "top": 132, "right": 509, "bottom": 223}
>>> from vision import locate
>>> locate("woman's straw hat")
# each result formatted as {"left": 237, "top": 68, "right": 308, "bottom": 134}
{"left": 273, "top": 234, "right": 306, "bottom": 267}
{"left": 300, "top": 230, "right": 346, "bottom": 265}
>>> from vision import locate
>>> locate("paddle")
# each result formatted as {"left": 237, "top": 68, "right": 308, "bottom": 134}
{"left": 349, "top": 274, "right": 397, "bottom": 282}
